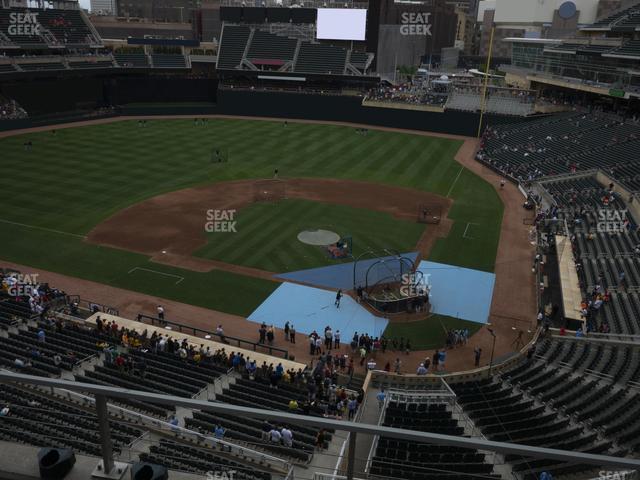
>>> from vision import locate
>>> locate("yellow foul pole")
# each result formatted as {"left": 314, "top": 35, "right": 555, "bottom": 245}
{"left": 477, "top": 26, "right": 495, "bottom": 139}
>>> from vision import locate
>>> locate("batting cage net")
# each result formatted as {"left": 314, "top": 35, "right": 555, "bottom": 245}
{"left": 253, "top": 179, "right": 286, "bottom": 202}
{"left": 417, "top": 203, "right": 442, "bottom": 224}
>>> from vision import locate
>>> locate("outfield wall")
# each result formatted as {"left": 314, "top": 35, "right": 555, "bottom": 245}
{"left": 215, "top": 89, "right": 534, "bottom": 137}
{"left": 0, "top": 76, "right": 537, "bottom": 135}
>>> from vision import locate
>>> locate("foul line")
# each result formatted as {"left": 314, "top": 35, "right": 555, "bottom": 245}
{"left": 446, "top": 166, "right": 464, "bottom": 198}
{"left": 127, "top": 267, "right": 185, "bottom": 285}
{"left": 0, "top": 218, "right": 86, "bottom": 239}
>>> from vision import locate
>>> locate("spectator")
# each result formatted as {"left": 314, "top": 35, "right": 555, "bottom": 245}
{"left": 169, "top": 415, "right": 180, "bottom": 432}
{"left": 281, "top": 427, "right": 293, "bottom": 448}
{"left": 261, "top": 420, "right": 273, "bottom": 441}
{"left": 268, "top": 427, "right": 281, "bottom": 444}
{"left": 376, "top": 389, "right": 386, "bottom": 409}
{"left": 289, "top": 325, "right": 296, "bottom": 344}
{"left": 474, "top": 347, "right": 482, "bottom": 367}
{"left": 216, "top": 324, "right": 228, "bottom": 344}
{"left": 315, "top": 429, "right": 326, "bottom": 451}
{"left": 347, "top": 397, "right": 358, "bottom": 420}
{"left": 393, "top": 358, "right": 401, "bottom": 374}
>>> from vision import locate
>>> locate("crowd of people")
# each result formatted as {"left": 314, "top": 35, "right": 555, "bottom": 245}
{"left": 569, "top": 238, "right": 616, "bottom": 334}
{"left": 1, "top": 271, "right": 67, "bottom": 318}
{"left": 445, "top": 328, "right": 470, "bottom": 348}
{"left": 93, "top": 315, "right": 368, "bottom": 434}
{"left": 366, "top": 82, "right": 448, "bottom": 107}
{"left": 0, "top": 97, "right": 27, "bottom": 120}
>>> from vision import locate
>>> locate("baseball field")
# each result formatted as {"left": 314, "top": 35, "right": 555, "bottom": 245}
{"left": 0, "top": 118, "right": 503, "bottom": 320}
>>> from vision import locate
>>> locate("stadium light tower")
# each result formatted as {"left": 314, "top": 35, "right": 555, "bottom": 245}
{"left": 487, "top": 327, "right": 496, "bottom": 375}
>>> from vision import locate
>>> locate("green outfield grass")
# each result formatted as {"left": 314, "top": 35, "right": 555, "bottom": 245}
{"left": 195, "top": 199, "right": 425, "bottom": 272}
{"left": 0, "top": 118, "right": 503, "bottom": 318}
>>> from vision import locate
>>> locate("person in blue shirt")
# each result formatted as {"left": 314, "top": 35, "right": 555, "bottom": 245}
{"left": 347, "top": 398, "right": 358, "bottom": 420}
{"left": 376, "top": 389, "right": 386, "bottom": 410}
{"left": 438, "top": 350, "right": 446, "bottom": 371}
{"left": 214, "top": 424, "right": 231, "bottom": 451}
{"left": 169, "top": 415, "right": 179, "bottom": 432}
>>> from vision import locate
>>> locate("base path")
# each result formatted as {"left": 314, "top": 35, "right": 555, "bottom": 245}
{"left": 86, "top": 177, "right": 452, "bottom": 275}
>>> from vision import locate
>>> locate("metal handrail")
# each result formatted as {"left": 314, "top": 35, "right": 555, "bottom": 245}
{"left": 332, "top": 384, "right": 370, "bottom": 477}
{"left": 364, "top": 391, "right": 389, "bottom": 474}
{"left": 67, "top": 295, "right": 120, "bottom": 316}
{"left": 52, "top": 384, "right": 292, "bottom": 469}
{"left": 2, "top": 371, "right": 640, "bottom": 471}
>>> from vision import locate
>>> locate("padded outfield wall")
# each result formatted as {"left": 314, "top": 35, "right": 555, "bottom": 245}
{"left": 216, "top": 89, "right": 534, "bottom": 136}
{"left": 0, "top": 75, "right": 535, "bottom": 135}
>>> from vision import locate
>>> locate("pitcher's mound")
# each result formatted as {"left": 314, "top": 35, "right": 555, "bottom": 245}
{"left": 297, "top": 229, "right": 340, "bottom": 246}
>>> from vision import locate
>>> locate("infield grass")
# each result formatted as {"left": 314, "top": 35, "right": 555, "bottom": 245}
{"left": 0, "top": 118, "right": 502, "bottom": 317}
{"left": 195, "top": 199, "right": 425, "bottom": 272}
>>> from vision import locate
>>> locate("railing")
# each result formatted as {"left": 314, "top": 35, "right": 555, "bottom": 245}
{"left": 585, "top": 331, "right": 640, "bottom": 343}
{"left": 368, "top": 328, "right": 543, "bottom": 390}
{"left": 364, "top": 390, "right": 389, "bottom": 474}
{"left": 314, "top": 474, "right": 366, "bottom": 480}
{"left": 545, "top": 357, "right": 622, "bottom": 385}
{"left": 2, "top": 370, "right": 640, "bottom": 478}
{"left": 67, "top": 295, "right": 120, "bottom": 316}
{"left": 137, "top": 314, "right": 291, "bottom": 359}
{"left": 552, "top": 331, "right": 640, "bottom": 346}
{"left": 330, "top": 378, "right": 371, "bottom": 478}
{"left": 50, "top": 382, "right": 292, "bottom": 471}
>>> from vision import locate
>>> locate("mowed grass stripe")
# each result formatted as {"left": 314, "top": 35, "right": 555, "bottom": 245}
{"left": 195, "top": 199, "right": 425, "bottom": 272}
